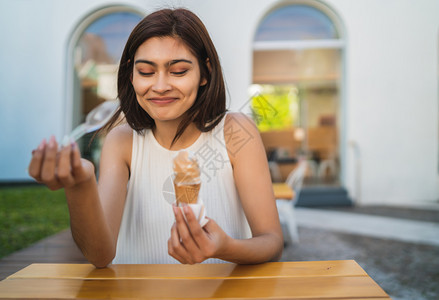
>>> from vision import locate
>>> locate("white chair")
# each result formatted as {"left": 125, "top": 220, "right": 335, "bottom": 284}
{"left": 276, "top": 159, "right": 307, "bottom": 245}
{"left": 304, "top": 159, "right": 318, "bottom": 181}
{"left": 318, "top": 159, "right": 337, "bottom": 180}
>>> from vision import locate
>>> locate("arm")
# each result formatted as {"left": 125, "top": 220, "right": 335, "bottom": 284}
{"left": 168, "top": 113, "right": 283, "bottom": 264}
{"left": 28, "top": 125, "right": 132, "bottom": 267}
{"left": 68, "top": 125, "right": 132, "bottom": 267}
{"left": 220, "top": 113, "right": 284, "bottom": 263}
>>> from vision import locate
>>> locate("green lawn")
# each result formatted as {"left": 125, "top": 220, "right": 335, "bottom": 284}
{"left": 0, "top": 185, "right": 70, "bottom": 259}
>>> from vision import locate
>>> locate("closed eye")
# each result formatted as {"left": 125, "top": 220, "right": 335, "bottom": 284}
{"left": 171, "top": 70, "right": 188, "bottom": 76}
{"left": 139, "top": 71, "right": 154, "bottom": 76}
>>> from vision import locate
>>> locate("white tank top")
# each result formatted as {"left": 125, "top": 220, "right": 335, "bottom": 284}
{"left": 113, "top": 115, "right": 251, "bottom": 264}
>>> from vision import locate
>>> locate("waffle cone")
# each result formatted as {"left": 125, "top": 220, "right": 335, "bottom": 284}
{"left": 174, "top": 183, "right": 200, "bottom": 205}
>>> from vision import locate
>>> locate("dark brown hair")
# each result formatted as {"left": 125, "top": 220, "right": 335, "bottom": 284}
{"left": 103, "top": 8, "right": 226, "bottom": 145}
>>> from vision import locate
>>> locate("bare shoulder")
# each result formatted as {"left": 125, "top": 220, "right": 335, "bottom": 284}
{"left": 224, "top": 112, "right": 259, "bottom": 137}
{"left": 224, "top": 112, "right": 262, "bottom": 160}
{"left": 105, "top": 123, "right": 133, "bottom": 143}
{"left": 101, "top": 123, "right": 133, "bottom": 166}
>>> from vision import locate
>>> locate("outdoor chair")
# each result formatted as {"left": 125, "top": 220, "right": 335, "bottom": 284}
{"left": 276, "top": 159, "right": 307, "bottom": 245}
{"left": 318, "top": 159, "right": 337, "bottom": 180}
{"left": 305, "top": 159, "right": 318, "bottom": 181}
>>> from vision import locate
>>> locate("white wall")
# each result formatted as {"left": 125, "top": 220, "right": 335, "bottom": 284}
{"left": 0, "top": 0, "right": 261, "bottom": 181}
{"left": 0, "top": 0, "right": 68, "bottom": 180}
{"left": 0, "top": 0, "right": 159, "bottom": 180}
{"left": 328, "top": 0, "right": 439, "bottom": 204}
{"left": 0, "top": 0, "right": 438, "bottom": 206}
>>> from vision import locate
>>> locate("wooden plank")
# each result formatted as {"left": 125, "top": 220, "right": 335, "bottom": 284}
{"left": 8, "top": 261, "right": 367, "bottom": 280}
{"left": 0, "top": 276, "right": 390, "bottom": 299}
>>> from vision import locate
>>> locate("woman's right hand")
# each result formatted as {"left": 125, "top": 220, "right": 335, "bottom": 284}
{"left": 28, "top": 135, "right": 95, "bottom": 190}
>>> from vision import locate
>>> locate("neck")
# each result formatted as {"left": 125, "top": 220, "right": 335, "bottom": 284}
{"left": 153, "top": 119, "right": 200, "bottom": 150}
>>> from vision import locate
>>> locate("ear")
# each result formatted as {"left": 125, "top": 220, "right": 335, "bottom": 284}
{"left": 200, "top": 58, "right": 211, "bottom": 86}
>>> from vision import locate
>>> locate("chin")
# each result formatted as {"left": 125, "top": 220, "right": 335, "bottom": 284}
{"left": 151, "top": 112, "right": 185, "bottom": 123}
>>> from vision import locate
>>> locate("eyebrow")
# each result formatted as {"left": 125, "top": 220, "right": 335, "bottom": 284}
{"left": 134, "top": 59, "right": 193, "bottom": 67}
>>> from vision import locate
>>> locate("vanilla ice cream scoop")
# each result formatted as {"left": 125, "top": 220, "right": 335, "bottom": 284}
{"left": 173, "top": 150, "right": 201, "bottom": 205}
{"left": 173, "top": 150, "right": 201, "bottom": 185}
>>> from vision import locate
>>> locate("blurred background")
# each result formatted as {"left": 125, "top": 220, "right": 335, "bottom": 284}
{"left": 1, "top": 0, "right": 438, "bottom": 206}
{"left": 0, "top": 0, "right": 438, "bottom": 299}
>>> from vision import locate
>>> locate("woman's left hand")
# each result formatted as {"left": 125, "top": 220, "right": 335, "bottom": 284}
{"left": 168, "top": 205, "right": 229, "bottom": 264}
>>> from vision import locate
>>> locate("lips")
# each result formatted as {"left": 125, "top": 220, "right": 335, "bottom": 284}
{"left": 147, "top": 97, "right": 178, "bottom": 105}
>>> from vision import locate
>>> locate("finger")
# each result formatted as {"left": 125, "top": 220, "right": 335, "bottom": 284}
{"left": 168, "top": 222, "right": 192, "bottom": 264}
{"left": 56, "top": 143, "right": 75, "bottom": 187}
{"left": 172, "top": 208, "right": 197, "bottom": 264}
{"left": 28, "top": 139, "right": 47, "bottom": 181}
{"left": 182, "top": 206, "right": 209, "bottom": 246}
{"left": 175, "top": 206, "right": 208, "bottom": 263}
{"left": 70, "top": 142, "right": 82, "bottom": 174}
{"left": 40, "top": 136, "right": 57, "bottom": 177}
{"left": 40, "top": 136, "right": 60, "bottom": 188}
{"left": 174, "top": 206, "right": 199, "bottom": 250}
{"left": 168, "top": 224, "right": 187, "bottom": 264}
{"left": 44, "top": 136, "right": 64, "bottom": 190}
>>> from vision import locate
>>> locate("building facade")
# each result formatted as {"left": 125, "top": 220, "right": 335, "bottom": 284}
{"left": 0, "top": 0, "right": 438, "bottom": 206}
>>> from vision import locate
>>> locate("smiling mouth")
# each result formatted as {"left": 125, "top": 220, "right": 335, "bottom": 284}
{"left": 148, "top": 97, "right": 178, "bottom": 104}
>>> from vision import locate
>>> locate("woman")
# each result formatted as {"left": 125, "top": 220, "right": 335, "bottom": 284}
{"left": 28, "top": 8, "right": 283, "bottom": 267}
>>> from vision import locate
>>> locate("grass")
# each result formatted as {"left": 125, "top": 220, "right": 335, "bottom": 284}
{"left": 0, "top": 185, "right": 70, "bottom": 259}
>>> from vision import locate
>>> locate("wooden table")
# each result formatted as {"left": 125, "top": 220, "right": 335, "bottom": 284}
{"left": 272, "top": 182, "right": 295, "bottom": 199}
{"left": 0, "top": 261, "right": 390, "bottom": 299}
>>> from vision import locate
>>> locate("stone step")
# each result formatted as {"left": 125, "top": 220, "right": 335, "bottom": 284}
{"left": 297, "top": 186, "right": 352, "bottom": 207}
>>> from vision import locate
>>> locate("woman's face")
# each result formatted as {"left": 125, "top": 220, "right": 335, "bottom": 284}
{"left": 131, "top": 36, "right": 206, "bottom": 124}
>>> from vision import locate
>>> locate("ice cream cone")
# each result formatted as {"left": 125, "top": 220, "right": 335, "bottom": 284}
{"left": 173, "top": 150, "right": 201, "bottom": 206}
{"left": 174, "top": 183, "right": 200, "bottom": 206}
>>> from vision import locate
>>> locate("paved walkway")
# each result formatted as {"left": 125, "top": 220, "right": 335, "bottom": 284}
{"left": 0, "top": 229, "right": 86, "bottom": 280}
{"left": 295, "top": 207, "right": 439, "bottom": 246}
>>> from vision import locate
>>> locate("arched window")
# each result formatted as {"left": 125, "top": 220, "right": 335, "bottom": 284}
{"left": 74, "top": 11, "right": 141, "bottom": 117}
{"left": 68, "top": 8, "right": 142, "bottom": 164}
{"left": 254, "top": 5, "right": 338, "bottom": 41}
{"left": 252, "top": 3, "right": 344, "bottom": 187}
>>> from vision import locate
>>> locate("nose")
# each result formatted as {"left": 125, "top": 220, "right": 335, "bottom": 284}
{"left": 152, "top": 73, "right": 171, "bottom": 93}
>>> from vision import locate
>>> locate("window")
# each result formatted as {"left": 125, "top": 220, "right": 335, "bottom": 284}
{"left": 252, "top": 3, "right": 344, "bottom": 186}
{"left": 72, "top": 10, "right": 142, "bottom": 165}
{"left": 254, "top": 5, "right": 338, "bottom": 41}
{"left": 75, "top": 12, "right": 141, "bottom": 107}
